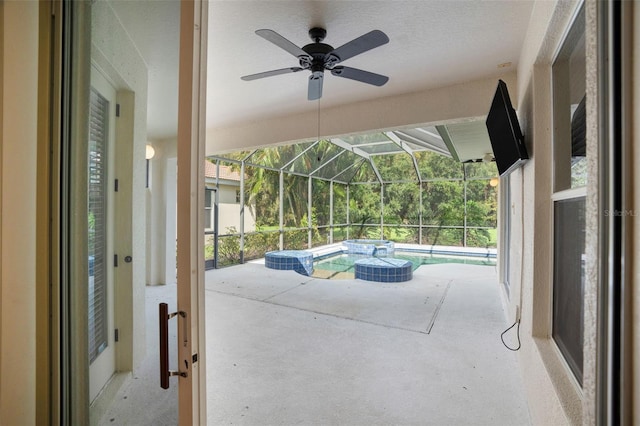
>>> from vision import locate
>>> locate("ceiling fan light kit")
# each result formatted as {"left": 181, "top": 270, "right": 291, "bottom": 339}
{"left": 241, "top": 27, "right": 389, "bottom": 101}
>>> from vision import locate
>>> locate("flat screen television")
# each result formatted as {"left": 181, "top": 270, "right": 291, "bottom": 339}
{"left": 485, "top": 80, "right": 528, "bottom": 176}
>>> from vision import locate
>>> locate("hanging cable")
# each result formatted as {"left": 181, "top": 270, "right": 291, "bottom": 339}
{"left": 505, "top": 168, "right": 525, "bottom": 351}
{"left": 501, "top": 167, "right": 525, "bottom": 352}
{"left": 501, "top": 319, "right": 521, "bottom": 351}
{"left": 316, "top": 98, "right": 322, "bottom": 161}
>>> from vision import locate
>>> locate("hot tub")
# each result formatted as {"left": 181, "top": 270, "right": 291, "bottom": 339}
{"left": 265, "top": 250, "right": 314, "bottom": 276}
{"left": 343, "top": 239, "right": 395, "bottom": 256}
{"left": 354, "top": 257, "right": 413, "bottom": 283}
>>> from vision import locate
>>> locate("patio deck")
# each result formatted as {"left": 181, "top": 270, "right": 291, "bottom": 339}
{"left": 99, "top": 261, "right": 530, "bottom": 425}
{"left": 205, "top": 262, "right": 529, "bottom": 425}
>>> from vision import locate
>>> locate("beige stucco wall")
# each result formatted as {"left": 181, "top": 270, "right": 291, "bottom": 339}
{"left": 146, "top": 138, "right": 177, "bottom": 285}
{"left": 217, "top": 203, "right": 245, "bottom": 234}
{"left": 206, "top": 72, "right": 517, "bottom": 154}
{"left": 582, "top": 0, "right": 599, "bottom": 422}
{"left": 505, "top": 0, "right": 598, "bottom": 424}
{"left": 204, "top": 182, "right": 257, "bottom": 234}
{"left": 145, "top": 137, "right": 179, "bottom": 286}
{"left": 0, "top": 1, "right": 38, "bottom": 423}
{"left": 217, "top": 182, "right": 239, "bottom": 204}
{"left": 165, "top": 157, "right": 178, "bottom": 285}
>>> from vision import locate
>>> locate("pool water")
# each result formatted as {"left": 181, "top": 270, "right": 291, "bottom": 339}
{"left": 311, "top": 252, "right": 496, "bottom": 280}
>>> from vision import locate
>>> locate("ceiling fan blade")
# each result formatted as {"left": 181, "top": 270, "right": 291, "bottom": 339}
{"left": 308, "top": 72, "right": 324, "bottom": 100}
{"left": 327, "top": 30, "right": 389, "bottom": 64}
{"left": 330, "top": 66, "right": 389, "bottom": 86}
{"left": 255, "top": 29, "right": 312, "bottom": 60}
{"left": 241, "top": 67, "right": 304, "bottom": 81}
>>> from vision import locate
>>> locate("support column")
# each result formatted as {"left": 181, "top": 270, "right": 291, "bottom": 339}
{"left": 307, "top": 177, "right": 312, "bottom": 248}
{"left": 239, "top": 161, "right": 245, "bottom": 263}
{"left": 279, "top": 170, "right": 284, "bottom": 250}
{"left": 329, "top": 181, "right": 334, "bottom": 244}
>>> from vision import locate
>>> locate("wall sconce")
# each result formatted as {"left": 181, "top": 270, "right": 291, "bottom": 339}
{"left": 145, "top": 144, "right": 156, "bottom": 160}
{"left": 489, "top": 177, "right": 499, "bottom": 187}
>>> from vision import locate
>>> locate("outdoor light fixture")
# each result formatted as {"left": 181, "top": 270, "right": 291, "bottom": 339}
{"left": 489, "top": 177, "right": 499, "bottom": 187}
{"left": 145, "top": 144, "right": 155, "bottom": 188}
{"left": 145, "top": 144, "right": 156, "bottom": 160}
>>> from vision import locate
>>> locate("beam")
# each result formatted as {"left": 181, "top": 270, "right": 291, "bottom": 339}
{"left": 206, "top": 72, "right": 517, "bottom": 154}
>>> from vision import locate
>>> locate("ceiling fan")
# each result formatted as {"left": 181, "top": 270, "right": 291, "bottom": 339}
{"left": 241, "top": 27, "right": 390, "bottom": 101}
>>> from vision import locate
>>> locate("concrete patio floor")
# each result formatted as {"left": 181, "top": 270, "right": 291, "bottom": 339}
{"left": 99, "top": 261, "right": 530, "bottom": 425}
{"left": 205, "top": 261, "right": 530, "bottom": 425}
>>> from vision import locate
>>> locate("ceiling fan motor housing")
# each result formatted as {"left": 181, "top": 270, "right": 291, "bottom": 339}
{"left": 301, "top": 45, "right": 334, "bottom": 71}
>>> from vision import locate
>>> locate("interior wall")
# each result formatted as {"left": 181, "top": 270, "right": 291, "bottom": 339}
{"left": 507, "top": 0, "right": 596, "bottom": 424}
{"left": 0, "top": 1, "right": 38, "bottom": 423}
{"left": 146, "top": 138, "right": 177, "bottom": 285}
{"left": 165, "top": 157, "right": 178, "bottom": 285}
{"left": 512, "top": 65, "right": 569, "bottom": 425}
{"left": 206, "top": 72, "right": 517, "bottom": 154}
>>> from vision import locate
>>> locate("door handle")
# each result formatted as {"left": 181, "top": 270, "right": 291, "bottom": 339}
{"left": 159, "top": 303, "right": 187, "bottom": 389}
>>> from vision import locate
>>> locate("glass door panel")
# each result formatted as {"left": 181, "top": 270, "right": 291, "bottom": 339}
{"left": 60, "top": 1, "right": 207, "bottom": 423}
{"left": 88, "top": 70, "right": 116, "bottom": 403}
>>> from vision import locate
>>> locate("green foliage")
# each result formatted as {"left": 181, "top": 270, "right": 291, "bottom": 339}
{"left": 283, "top": 229, "right": 308, "bottom": 250}
{"left": 204, "top": 234, "right": 214, "bottom": 260}
{"left": 88, "top": 211, "right": 96, "bottom": 250}
{"left": 218, "top": 227, "right": 240, "bottom": 267}
{"left": 416, "top": 151, "right": 464, "bottom": 179}
{"left": 383, "top": 182, "right": 420, "bottom": 224}
{"left": 220, "top": 142, "right": 498, "bottom": 253}
{"left": 348, "top": 184, "right": 381, "bottom": 238}
{"left": 374, "top": 153, "right": 417, "bottom": 182}
{"left": 244, "top": 231, "right": 279, "bottom": 261}
{"left": 283, "top": 174, "right": 308, "bottom": 228}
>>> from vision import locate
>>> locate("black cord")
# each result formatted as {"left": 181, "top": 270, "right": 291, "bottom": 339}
{"left": 501, "top": 320, "right": 521, "bottom": 351}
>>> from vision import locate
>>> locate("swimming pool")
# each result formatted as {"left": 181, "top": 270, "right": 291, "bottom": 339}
{"left": 311, "top": 252, "right": 496, "bottom": 280}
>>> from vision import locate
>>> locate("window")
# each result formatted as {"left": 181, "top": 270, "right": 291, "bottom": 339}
{"left": 552, "top": 196, "right": 585, "bottom": 383}
{"left": 205, "top": 188, "right": 214, "bottom": 230}
{"left": 551, "top": 4, "right": 586, "bottom": 385}
{"left": 236, "top": 189, "right": 241, "bottom": 204}
{"left": 88, "top": 87, "right": 110, "bottom": 363}
{"left": 553, "top": 6, "right": 587, "bottom": 192}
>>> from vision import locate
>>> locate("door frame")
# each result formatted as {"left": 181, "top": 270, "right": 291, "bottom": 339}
{"left": 45, "top": 0, "right": 209, "bottom": 423}
{"left": 596, "top": 0, "right": 634, "bottom": 423}
{"left": 87, "top": 66, "right": 117, "bottom": 403}
{"left": 176, "top": 0, "right": 208, "bottom": 423}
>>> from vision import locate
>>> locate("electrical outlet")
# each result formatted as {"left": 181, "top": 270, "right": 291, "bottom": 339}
{"left": 515, "top": 305, "right": 521, "bottom": 322}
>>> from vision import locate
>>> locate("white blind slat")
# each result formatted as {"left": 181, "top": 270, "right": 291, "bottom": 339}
{"left": 88, "top": 87, "right": 110, "bottom": 364}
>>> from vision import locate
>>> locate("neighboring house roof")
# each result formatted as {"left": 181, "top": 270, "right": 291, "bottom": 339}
{"left": 204, "top": 161, "right": 241, "bottom": 181}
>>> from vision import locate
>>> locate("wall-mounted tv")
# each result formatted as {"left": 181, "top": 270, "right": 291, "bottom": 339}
{"left": 485, "top": 80, "right": 528, "bottom": 176}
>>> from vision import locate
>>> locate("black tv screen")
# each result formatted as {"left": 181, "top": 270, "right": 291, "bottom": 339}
{"left": 486, "top": 80, "right": 528, "bottom": 176}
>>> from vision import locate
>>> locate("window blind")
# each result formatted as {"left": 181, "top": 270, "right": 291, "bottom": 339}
{"left": 88, "top": 87, "right": 110, "bottom": 364}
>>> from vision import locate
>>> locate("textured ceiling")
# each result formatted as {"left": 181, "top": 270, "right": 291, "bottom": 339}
{"left": 206, "top": 0, "right": 534, "bottom": 130}
{"left": 108, "top": 0, "right": 534, "bottom": 141}
{"left": 108, "top": 0, "right": 180, "bottom": 140}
